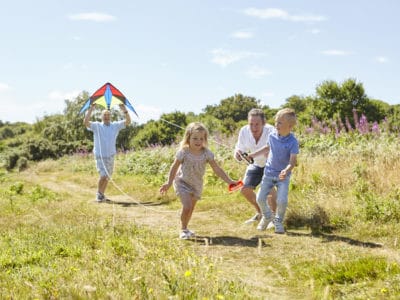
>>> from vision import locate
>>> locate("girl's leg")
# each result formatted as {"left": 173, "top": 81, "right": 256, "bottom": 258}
{"left": 180, "top": 193, "right": 197, "bottom": 230}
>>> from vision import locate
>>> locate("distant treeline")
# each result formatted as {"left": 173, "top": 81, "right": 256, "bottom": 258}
{"left": 1, "top": 78, "right": 399, "bottom": 171}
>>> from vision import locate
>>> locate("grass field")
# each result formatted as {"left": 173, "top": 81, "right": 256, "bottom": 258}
{"left": 1, "top": 137, "right": 400, "bottom": 299}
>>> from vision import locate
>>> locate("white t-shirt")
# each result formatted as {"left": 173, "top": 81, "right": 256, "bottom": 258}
{"left": 234, "top": 124, "right": 274, "bottom": 168}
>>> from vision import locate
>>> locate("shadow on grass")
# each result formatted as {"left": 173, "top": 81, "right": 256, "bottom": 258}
{"left": 286, "top": 231, "right": 383, "bottom": 248}
{"left": 103, "top": 199, "right": 165, "bottom": 207}
{"left": 186, "top": 235, "right": 272, "bottom": 248}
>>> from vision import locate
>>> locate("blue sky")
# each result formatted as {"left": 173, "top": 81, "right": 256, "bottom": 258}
{"left": 0, "top": 0, "right": 399, "bottom": 124}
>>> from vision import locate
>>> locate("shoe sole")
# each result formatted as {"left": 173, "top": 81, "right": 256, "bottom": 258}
{"left": 244, "top": 220, "right": 257, "bottom": 224}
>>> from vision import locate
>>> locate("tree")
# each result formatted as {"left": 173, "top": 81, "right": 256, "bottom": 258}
{"left": 283, "top": 95, "right": 313, "bottom": 126}
{"left": 132, "top": 111, "right": 187, "bottom": 147}
{"left": 202, "top": 94, "right": 265, "bottom": 133}
{"left": 313, "top": 78, "right": 369, "bottom": 123}
{"left": 283, "top": 95, "right": 308, "bottom": 114}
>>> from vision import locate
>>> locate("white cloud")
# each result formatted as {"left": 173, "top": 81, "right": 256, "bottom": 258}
{"left": 48, "top": 90, "right": 82, "bottom": 102}
{"left": 68, "top": 12, "right": 116, "bottom": 22}
{"left": 231, "top": 30, "right": 254, "bottom": 39}
{"left": 376, "top": 56, "right": 388, "bottom": 63}
{"left": 322, "top": 49, "right": 352, "bottom": 56}
{"left": 134, "top": 104, "right": 162, "bottom": 124}
{"left": 245, "top": 66, "right": 271, "bottom": 79}
{"left": 0, "top": 82, "right": 11, "bottom": 92}
{"left": 244, "top": 8, "right": 326, "bottom": 22}
{"left": 210, "top": 48, "right": 264, "bottom": 67}
{"left": 262, "top": 92, "right": 275, "bottom": 98}
{"left": 310, "top": 28, "right": 321, "bottom": 34}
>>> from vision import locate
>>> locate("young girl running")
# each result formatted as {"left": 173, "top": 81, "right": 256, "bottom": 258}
{"left": 159, "top": 122, "right": 238, "bottom": 239}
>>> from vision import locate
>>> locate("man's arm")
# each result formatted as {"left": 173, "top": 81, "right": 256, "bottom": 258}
{"left": 84, "top": 105, "right": 95, "bottom": 128}
{"left": 119, "top": 104, "right": 131, "bottom": 126}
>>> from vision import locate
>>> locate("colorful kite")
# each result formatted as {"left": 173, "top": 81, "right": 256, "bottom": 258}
{"left": 79, "top": 82, "right": 138, "bottom": 117}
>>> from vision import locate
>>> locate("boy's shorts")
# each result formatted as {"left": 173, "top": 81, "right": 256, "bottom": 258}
{"left": 95, "top": 156, "right": 115, "bottom": 178}
{"left": 243, "top": 165, "right": 264, "bottom": 189}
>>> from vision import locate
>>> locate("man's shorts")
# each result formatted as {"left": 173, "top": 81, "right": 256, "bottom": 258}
{"left": 243, "top": 164, "right": 264, "bottom": 189}
{"left": 95, "top": 156, "right": 115, "bottom": 178}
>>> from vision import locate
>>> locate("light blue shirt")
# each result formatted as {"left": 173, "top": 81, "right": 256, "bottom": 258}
{"left": 88, "top": 121, "right": 126, "bottom": 157}
{"left": 265, "top": 131, "right": 299, "bottom": 177}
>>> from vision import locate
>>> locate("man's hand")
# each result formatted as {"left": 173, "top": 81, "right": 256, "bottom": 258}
{"left": 234, "top": 150, "right": 243, "bottom": 161}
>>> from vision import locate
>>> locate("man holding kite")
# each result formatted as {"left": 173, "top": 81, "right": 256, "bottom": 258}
{"left": 84, "top": 104, "right": 131, "bottom": 202}
{"left": 81, "top": 82, "right": 137, "bottom": 202}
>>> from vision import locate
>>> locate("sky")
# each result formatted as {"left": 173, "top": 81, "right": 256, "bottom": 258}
{"left": 0, "top": 0, "right": 399, "bottom": 125}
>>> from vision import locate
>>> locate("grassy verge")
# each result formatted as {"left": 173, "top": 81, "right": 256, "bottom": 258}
{"left": 1, "top": 134, "right": 400, "bottom": 299}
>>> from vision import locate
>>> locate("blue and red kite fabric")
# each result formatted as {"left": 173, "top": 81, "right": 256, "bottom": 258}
{"left": 79, "top": 82, "right": 138, "bottom": 117}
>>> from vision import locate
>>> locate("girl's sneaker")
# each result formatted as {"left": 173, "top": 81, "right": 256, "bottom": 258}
{"left": 179, "top": 229, "right": 195, "bottom": 239}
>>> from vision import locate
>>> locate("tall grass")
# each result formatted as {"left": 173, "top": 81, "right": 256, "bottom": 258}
{"left": 0, "top": 177, "right": 250, "bottom": 299}
{"left": 1, "top": 131, "right": 400, "bottom": 298}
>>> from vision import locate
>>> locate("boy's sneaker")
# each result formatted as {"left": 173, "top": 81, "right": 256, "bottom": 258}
{"left": 244, "top": 213, "right": 260, "bottom": 224}
{"left": 179, "top": 229, "right": 195, "bottom": 239}
{"left": 274, "top": 220, "right": 285, "bottom": 234}
{"left": 257, "top": 217, "right": 272, "bottom": 231}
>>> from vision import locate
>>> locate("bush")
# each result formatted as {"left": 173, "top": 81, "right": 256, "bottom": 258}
{"left": 17, "top": 157, "right": 28, "bottom": 171}
{"left": 4, "top": 151, "right": 21, "bottom": 171}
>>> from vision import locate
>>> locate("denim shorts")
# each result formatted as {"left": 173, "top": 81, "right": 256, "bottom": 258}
{"left": 95, "top": 156, "right": 115, "bottom": 178}
{"left": 243, "top": 165, "right": 264, "bottom": 188}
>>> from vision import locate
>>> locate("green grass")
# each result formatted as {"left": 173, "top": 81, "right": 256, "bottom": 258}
{"left": 0, "top": 185, "right": 249, "bottom": 299}
{"left": 1, "top": 135, "right": 400, "bottom": 299}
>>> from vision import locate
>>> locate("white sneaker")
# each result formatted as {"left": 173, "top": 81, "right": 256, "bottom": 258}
{"left": 266, "top": 221, "right": 275, "bottom": 230}
{"left": 257, "top": 217, "right": 272, "bottom": 231}
{"left": 274, "top": 220, "right": 285, "bottom": 234}
{"left": 244, "top": 213, "right": 260, "bottom": 224}
{"left": 179, "top": 229, "right": 195, "bottom": 239}
{"left": 96, "top": 192, "right": 105, "bottom": 203}
{"left": 186, "top": 229, "right": 195, "bottom": 237}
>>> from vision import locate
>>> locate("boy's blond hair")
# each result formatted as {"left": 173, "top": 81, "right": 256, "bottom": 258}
{"left": 275, "top": 108, "right": 297, "bottom": 126}
{"left": 180, "top": 122, "right": 209, "bottom": 149}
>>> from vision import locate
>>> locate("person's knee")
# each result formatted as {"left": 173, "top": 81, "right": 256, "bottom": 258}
{"left": 241, "top": 187, "right": 253, "bottom": 196}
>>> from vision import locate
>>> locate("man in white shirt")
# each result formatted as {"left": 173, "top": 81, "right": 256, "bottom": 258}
{"left": 234, "top": 108, "right": 277, "bottom": 224}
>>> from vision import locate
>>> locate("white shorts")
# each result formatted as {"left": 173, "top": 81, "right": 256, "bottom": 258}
{"left": 95, "top": 156, "right": 115, "bottom": 178}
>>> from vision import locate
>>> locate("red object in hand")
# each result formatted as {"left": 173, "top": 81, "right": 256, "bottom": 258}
{"left": 228, "top": 180, "right": 244, "bottom": 192}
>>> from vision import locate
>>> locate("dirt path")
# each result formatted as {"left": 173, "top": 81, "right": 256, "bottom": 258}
{"left": 18, "top": 167, "right": 395, "bottom": 299}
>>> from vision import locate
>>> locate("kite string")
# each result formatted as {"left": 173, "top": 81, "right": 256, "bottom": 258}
{"left": 159, "top": 118, "right": 233, "bottom": 149}
{"left": 95, "top": 127, "right": 179, "bottom": 214}
{"left": 94, "top": 117, "right": 244, "bottom": 216}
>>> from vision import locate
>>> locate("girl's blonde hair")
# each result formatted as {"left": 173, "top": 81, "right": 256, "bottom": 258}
{"left": 180, "top": 122, "right": 209, "bottom": 149}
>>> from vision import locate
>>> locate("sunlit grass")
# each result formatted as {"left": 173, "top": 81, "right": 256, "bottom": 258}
{"left": 1, "top": 133, "right": 400, "bottom": 298}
